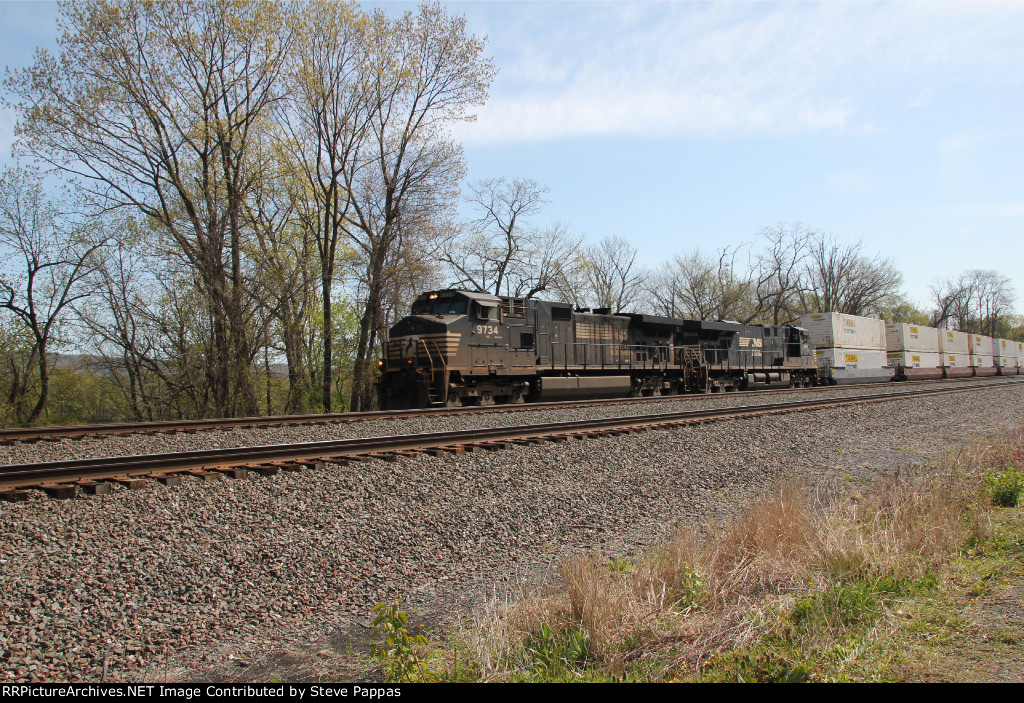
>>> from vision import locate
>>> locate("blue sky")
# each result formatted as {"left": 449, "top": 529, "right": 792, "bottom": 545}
{"left": 2, "top": 0, "right": 1023, "bottom": 312}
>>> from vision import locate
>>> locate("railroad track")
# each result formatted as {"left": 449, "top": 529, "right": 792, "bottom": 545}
{"left": 3, "top": 377, "right": 1021, "bottom": 501}
{"left": 0, "top": 375, "right": 1008, "bottom": 445}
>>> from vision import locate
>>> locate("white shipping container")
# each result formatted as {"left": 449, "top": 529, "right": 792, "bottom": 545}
{"left": 996, "top": 355, "right": 1013, "bottom": 368}
{"left": 971, "top": 354, "right": 994, "bottom": 368}
{"left": 938, "top": 329, "right": 970, "bottom": 355}
{"left": 886, "top": 351, "right": 941, "bottom": 368}
{"left": 815, "top": 347, "right": 889, "bottom": 369}
{"left": 970, "top": 334, "right": 993, "bottom": 355}
{"left": 942, "top": 353, "right": 970, "bottom": 368}
{"left": 993, "top": 338, "right": 1020, "bottom": 359}
{"left": 885, "top": 323, "right": 940, "bottom": 353}
{"left": 800, "top": 313, "right": 886, "bottom": 350}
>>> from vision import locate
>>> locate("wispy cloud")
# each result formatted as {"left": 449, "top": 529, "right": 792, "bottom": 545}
{"left": 828, "top": 170, "right": 874, "bottom": 194}
{"left": 945, "top": 202, "right": 1024, "bottom": 217}
{"left": 454, "top": 1, "right": 1024, "bottom": 144}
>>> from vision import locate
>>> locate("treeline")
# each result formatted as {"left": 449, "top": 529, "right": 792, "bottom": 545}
{"left": 0, "top": 1, "right": 1018, "bottom": 427}
{"left": 1, "top": 0, "right": 493, "bottom": 425}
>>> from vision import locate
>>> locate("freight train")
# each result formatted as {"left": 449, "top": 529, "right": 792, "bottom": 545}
{"left": 378, "top": 289, "right": 822, "bottom": 409}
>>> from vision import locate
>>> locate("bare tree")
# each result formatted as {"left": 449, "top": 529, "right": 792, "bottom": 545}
{"left": 750, "top": 223, "right": 813, "bottom": 324}
{"left": 801, "top": 235, "right": 902, "bottom": 316}
{"left": 649, "top": 247, "right": 754, "bottom": 321}
{"left": 931, "top": 269, "right": 1016, "bottom": 336}
{"left": 442, "top": 177, "right": 582, "bottom": 299}
{"left": 578, "top": 235, "right": 642, "bottom": 313}
{"left": 0, "top": 167, "right": 106, "bottom": 425}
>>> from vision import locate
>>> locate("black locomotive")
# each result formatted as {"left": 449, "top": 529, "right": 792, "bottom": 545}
{"left": 378, "top": 289, "right": 819, "bottom": 409}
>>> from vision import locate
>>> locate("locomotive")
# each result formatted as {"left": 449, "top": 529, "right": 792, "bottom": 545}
{"left": 377, "top": 289, "right": 820, "bottom": 409}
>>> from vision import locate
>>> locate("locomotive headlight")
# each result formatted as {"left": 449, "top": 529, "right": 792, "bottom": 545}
{"left": 377, "top": 360, "right": 383, "bottom": 368}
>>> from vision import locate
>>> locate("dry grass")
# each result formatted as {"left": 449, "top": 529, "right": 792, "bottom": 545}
{"left": 450, "top": 424, "right": 1024, "bottom": 681}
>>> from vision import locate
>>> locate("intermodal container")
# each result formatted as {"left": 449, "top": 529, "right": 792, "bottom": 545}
{"left": 942, "top": 352, "right": 970, "bottom": 368}
{"left": 886, "top": 351, "right": 941, "bottom": 368}
{"left": 800, "top": 313, "right": 886, "bottom": 350}
{"left": 938, "top": 329, "right": 970, "bottom": 355}
{"left": 969, "top": 334, "right": 993, "bottom": 356}
{"left": 815, "top": 347, "right": 888, "bottom": 369}
{"left": 885, "top": 323, "right": 940, "bottom": 353}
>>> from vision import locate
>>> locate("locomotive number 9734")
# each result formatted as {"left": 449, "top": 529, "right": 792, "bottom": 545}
{"left": 377, "top": 289, "right": 819, "bottom": 410}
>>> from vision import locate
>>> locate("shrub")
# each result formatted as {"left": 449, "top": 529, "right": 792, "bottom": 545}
{"left": 985, "top": 468, "right": 1024, "bottom": 508}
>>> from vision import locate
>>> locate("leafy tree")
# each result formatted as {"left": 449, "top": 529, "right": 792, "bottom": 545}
{"left": 0, "top": 167, "right": 106, "bottom": 425}
{"left": 284, "top": 1, "right": 371, "bottom": 412}
{"left": 6, "top": 0, "right": 292, "bottom": 418}
{"left": 343, "top": 3, "right": 495, "bottom": 410}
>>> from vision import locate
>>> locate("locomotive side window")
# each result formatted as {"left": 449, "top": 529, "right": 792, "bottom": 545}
{"left": 476, "top": 303, "right": 500, "bottom": 321}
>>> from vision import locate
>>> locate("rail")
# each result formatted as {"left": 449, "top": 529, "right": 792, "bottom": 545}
{"left": 2, "top": 377, "right": 1021, "bottom": 499}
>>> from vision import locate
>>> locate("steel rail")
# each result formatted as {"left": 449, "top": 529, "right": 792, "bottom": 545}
{"left": 2, "top": 378, "right": 1020, "bottom": 497}
{"left": 0, "top": 375, "right": 1008, "bottom": 445}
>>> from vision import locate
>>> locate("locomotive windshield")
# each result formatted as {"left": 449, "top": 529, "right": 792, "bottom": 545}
{"left": 411, "top": 292, "right": 468, "bottom": 316}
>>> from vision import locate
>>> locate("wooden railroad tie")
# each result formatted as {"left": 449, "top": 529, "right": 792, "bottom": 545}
{"left": 34, "top": 483, "right": 77, "bottom": 499}
{"left": 0, "top": 490, "right": 30, "bottom": 502}
{"left": 245, "top": 464, "right": 280, "bottom": 476}
{"left": 428, "top": 446, "right": 465, "bottom": 456}
{"left": 151, "top": 474, "right": 183, "bottom": 487}
{"left": 185, "top": 469, "right": 222, "bottom": 482}
{"left": 74, "top": 479, "right": 111, "bottom": 495}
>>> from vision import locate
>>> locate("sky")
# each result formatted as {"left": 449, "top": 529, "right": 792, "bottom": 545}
{"left": 2, "top": 0, "right": 1023, "bottom": 313}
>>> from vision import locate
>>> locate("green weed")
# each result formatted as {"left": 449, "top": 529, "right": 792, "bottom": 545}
{"left": 370, "top": 599, "right": 433, "bottom": 683}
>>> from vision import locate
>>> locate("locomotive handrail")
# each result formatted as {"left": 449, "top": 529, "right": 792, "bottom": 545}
{"left": 418, "top": 338, "right": 448, "bottom": 405}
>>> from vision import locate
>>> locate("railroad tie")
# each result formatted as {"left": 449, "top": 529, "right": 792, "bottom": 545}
{"left": 34, "top": 483, "right": 77, "bottom": 499}
{"left": 245, "top": 464, "right": 280, "bottom": 476}
{"left": 362, "top": 453, "right": 401, "bottom": 463}
{"left": 74, "top": 479, "right": 110, "bottom": 495}
{"left": 430, "top": 446, "right": 465, "bottom": 456}
{"left": 207, "top": 466, "right": 249, "bottom": 479}
{"left": 150, "top": 474, "right": 183, "bottom": 487}
{"left": 184, "top": 469, "right": 222, "bottom": 482}
{"left": 110, "top": 476, "right": 150, "bottom": 489}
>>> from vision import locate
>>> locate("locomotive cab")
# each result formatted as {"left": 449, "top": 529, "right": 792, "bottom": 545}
{"left": 379, "top": 289, "right": 523, "bottom": 409}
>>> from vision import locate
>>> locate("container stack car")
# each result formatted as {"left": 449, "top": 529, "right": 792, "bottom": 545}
{"left": 993, "top": 338, "right": 1021, "bottom": 376}
{"left": 969, "top": 334, "right": 997, "bottom": 377}
{"left": 938, "top": 329, "right": 973, "bottom": 378}
{"left": 798, "top": 313, "right": 892, "bottom": 384}
{"left": 885, "top": 323, "right": 942, "bottom": 380}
